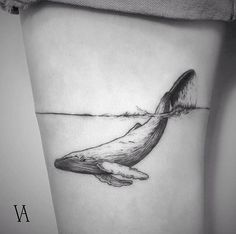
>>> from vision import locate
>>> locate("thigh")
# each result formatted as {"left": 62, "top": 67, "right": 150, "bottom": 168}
{"left": 21, "top": 4, "right": 224, "bottom": 234}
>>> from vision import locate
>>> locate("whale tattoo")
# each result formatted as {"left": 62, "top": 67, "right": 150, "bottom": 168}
{"left": 54, "top": 69, "right": 199, "bottom": 187}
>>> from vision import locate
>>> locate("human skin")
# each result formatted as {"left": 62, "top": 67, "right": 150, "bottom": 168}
{"left": 20, "top": 3, "right": 224, "bottom": 234}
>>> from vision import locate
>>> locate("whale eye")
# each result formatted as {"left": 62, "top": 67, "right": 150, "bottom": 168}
{"left": 80, "top": 155, "right": 86, "bottom": 161}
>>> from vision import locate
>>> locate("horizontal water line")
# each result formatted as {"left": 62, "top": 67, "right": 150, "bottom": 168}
{"left": 36, "top": 106, "right": 209, "bottom": 118}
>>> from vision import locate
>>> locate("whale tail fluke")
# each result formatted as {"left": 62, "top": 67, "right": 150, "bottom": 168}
{"left": 168, "top": 69, "right": 197, "bottom": 112}
{"left": 154, "top": 69, "right": 197, "bottom": 116}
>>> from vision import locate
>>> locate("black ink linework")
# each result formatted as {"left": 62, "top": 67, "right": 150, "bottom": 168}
{"left": 13, "top": 205, "right": 30, "bottom": 223}
{"left": 53, "top": 69, "right": 208, "bottom": 187}
{"left": 36, "top": 107, "right": 209, "bottom": 119}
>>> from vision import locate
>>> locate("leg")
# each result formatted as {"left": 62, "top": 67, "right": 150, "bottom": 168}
{"left": 20, "top": 3, "right": 224, "bottom": 234}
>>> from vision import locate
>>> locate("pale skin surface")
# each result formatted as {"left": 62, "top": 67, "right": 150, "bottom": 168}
{"left": 21, "top": 3, "right": 224, "bottom": 234}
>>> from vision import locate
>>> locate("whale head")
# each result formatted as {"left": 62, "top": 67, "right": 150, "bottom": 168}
{"left": 54, "top": 151, "right": 100, "bottom": 174}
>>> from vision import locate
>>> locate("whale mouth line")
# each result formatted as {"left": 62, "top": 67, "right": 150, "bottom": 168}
{"left": 56, "top": 155, "right": 79, "bottom": 162}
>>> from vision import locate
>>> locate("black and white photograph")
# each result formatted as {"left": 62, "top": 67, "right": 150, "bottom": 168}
{"left": 1, "top": 1, "right": 236, "bottom": 233}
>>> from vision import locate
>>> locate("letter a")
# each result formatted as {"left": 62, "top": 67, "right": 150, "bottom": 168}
{"left": 13, "top": 205, "right": 30, "bottom": 222}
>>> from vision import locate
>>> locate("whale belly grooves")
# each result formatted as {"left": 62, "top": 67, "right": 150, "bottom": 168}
{"left": 54, "top": 69, "right": 198, "bottom": 187}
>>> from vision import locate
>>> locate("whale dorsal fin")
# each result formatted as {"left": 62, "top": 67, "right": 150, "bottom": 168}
{"left": 125, "top": 123, "right": 142, "bottom": 135}
{"left": 95, "top": 174, "right": 133, "bottom": 187}
{"left": 97, "top": 161, "right": 149, "bottom": 180}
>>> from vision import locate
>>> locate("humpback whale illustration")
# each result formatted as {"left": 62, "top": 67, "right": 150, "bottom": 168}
{"left": 54, "top": 70, "right": 197, "bottom": 187}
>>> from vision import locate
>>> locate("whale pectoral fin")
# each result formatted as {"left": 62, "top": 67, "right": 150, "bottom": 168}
{"left": 125, "top": 122, "right": 142, "bottom": 135}
{"left": 95, "top": 174, "right": 133, "bottom": 187}
{"left": 97, "top": 161, "right": 149, "bottom": 180}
